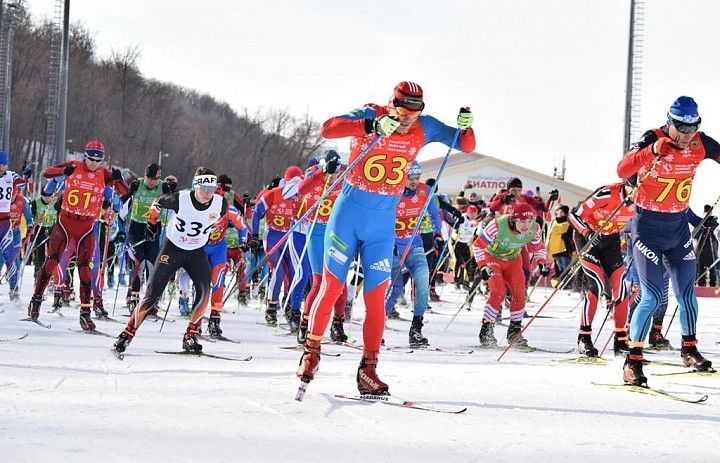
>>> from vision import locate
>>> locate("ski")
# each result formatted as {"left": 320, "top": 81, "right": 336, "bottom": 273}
{"left": 111, "top": 348, "right": 125, "bottom": 360}
{"left": 146, "top": 314, "right": 175, "bottom": 323}
{"left": 652, "top": 369, "right": 718, "bottom": 377}
{"left": 326, "top": 393, "right": 468, "bottom": 414}
{"left": 555, "top": 356, "right": 609, "bottom": 365}
{"left": 0, "top": 332, "right": 28, "bottom": 342}
{"left": 592, "top": 382, "right": 708, "bottom": 404}
{"left": 94, "top": 315, "right": 123, "bottom": 324}
{"left": 462, "top": 344, "right": 573, "bottom": 354}
{"left": 154, "top": 350, "right": 253, "bottom": 361}
{"left": 278, "top": 345, "right": 341, "bottom": 357}
{"left": 207, "top": 334, "right": 242, "bottom": 344}
{"left": 20, "top": 317, "right": 52, "bottom": 329}
{"left": 412, "top": 346, "right": 474, "bottom": 354}
{"left": 68, "top": 328, "right": 115, "bottom": 338}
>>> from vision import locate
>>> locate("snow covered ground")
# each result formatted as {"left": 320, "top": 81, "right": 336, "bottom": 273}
{"left": 1, "top": 270, "right": 719, "bottom": 463}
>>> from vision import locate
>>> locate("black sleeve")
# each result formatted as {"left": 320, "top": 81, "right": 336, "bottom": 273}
{"left": 30, "top": 199, "right": 37, "bottom": 217}
{"left": 120, "top": 179, "right": 140, "bottom": 203}
{"left": 220, "top": 197, "right": 228, "bottom": 217}
{"left": 156, "top": 191, "right": 180, "bottom": 213}
{"left": 561, "top": 226, "right": 575, "bottom": 252}
{"left": 630, "top": 129, "right": 659, "bottom": 151}
{"left": 161, "top": 181, "right": 170, "bottom": 195}
{"left": 700, "top": 132, "right": 720, "bottom": 161}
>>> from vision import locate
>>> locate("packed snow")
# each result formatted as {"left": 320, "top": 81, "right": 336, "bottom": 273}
{"left": 1, "top": 269, "right": 719, "bottom": 463}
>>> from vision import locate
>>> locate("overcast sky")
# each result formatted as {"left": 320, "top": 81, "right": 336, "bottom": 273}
{"left": 23, "top": 0, "right": 720, "bottom": 211}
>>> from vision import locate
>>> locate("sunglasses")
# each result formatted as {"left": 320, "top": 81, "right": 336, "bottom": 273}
{"left": 197, "top": 185, "right": 216, "bottom": 193}
{"left": 407, "top": 174, "right": 421, "bottom": 180}
{"left": 86, "top": 157, "right": 103, "bottom": 163}
{"left": 221, "top": 185, "right": 232, "bottom": 192}
{"left": 673, "top": 121, "right": 699, "bottom": 135}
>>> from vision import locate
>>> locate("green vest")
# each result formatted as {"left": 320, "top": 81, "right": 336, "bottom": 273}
{"left": 34, "top": 197, "right": 58, "bottom": 228}
{"left": 485, "top": 215, "right": 538, "bottom": 261}
{"left": 131, "top": 181, "right": 164, "bottom": 224}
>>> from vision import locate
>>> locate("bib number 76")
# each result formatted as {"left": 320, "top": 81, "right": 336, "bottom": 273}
{"left": 655, "top": 177, "right": 692, "bottom": 203}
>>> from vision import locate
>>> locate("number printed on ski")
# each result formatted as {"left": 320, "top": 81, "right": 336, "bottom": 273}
{"left": 326, "top": 393, "right": 468, "bottom": 414}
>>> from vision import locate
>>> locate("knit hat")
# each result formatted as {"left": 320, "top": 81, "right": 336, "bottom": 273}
{"left": 284, "top": 166, "right": 302, "bottom": 182}
{"left": 507, "top": 177, "right": 523, "bottom": 189}
{"left": 667, "top": 96, "right": 700, "bottom": 125}
{"left": 0, "top": 150, "right": 8, "bottom": 165}
{"left": 85, "top": 140, "right": 106, "bottom": 160}
{"left": 512, "top": 203, "right": 534, "bottom": 221}
{"left": 466, "top": 205, "right": 479, "bottom": 215}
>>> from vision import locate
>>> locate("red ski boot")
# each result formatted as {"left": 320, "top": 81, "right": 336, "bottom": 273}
{"left": 356, "top": 351, "right": 389, "bottom": 395}
{"left": 297, "top": 339, "right": 321, "bottom": 383}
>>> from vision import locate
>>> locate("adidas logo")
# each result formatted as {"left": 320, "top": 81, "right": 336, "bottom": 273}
{"left": 682, "top": 251, "right": 696, "bottom": 261}
{"left": 369, "top": 258, "right": 392, "bottom": 273}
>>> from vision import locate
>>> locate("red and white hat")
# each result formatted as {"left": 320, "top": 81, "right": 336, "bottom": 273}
{"left": 466, "top": 205, "right": 479, "bottom": 215}
{"left": 511, "top": 203, "right": 534, "bottom": 221}
{"left": 84, "top": 140, "right": 106, "bottom": 160}
{"left": 393, "top": 81, "right": 424, "bottom": 111}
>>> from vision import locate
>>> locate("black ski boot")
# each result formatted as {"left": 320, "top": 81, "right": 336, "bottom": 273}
{"left": 28, "top": 295, "right": 42, "bottom": 319}
{"left": 478, "top": 321, "right": 497, "bottom": 348}
{"left": 408, "top": 316, "right": 429, "bottom": 347}
{"left": 113, "top": 331, "right": 132, "bottom": 354}
{"left": 52, "top": 290, "right": 63, "bottom": 311}
{"left": 265, "top": 302, "right": 278, "bottom": 325}
{"left": 648, "top": 324, "right": 671, "bottom": 349}
{"left": 577, "top": 327, "right": 598, "bottom": 357}
{"left": 297, "top": 316, "right": 308, "bottom": 344}
{"left": 613, "top": 330, "right": 630, "bottom": 356}
{"left": 208, "top": 313, "right": 223, "bottom": 338}
{"left": 289, "top": 311, "right": 301, "bottom": 333}
{"left": 284, "top": 306, "right": 292, "bottom": 324}
{"left": 330, "top": 316, "right": 348, "bottom": 343}
{"left": 623, "top": 347, "right": 647, "bottom": 386}
{"left": 387, "top": 308, "right": 400, "bottom": 319}
{"left": 93, "top": 298, "right": 109, "bottom": 318}
{"left": 429, "top": 287, "right": 440, "bottom": 302}
{"left": 506, "top": 321, "right": 528, "bottom": 347}
{"left": 238, "top": 289, "right": 249, "bottom": 306}
{"left": 680, "top": 336, "right": 712, "bottom": 371}
{"left": 182, "top": 322, "right": 203, "bottom": 353}
{"left": 79, "top": 307, "right": 96, "bottom": 331}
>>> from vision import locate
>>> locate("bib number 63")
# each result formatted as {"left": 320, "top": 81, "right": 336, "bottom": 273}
{"left": 363, "top": 154, "right": 408, "bottom": 185}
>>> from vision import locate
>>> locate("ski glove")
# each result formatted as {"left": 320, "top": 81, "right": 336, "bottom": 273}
{"left": 373, "top": 115, "right": 400, "bottom": 136}
{"left": 434, "top": 234, "right": 445, "bottom": 252}
{"left": 538, "top": 263, "right": 550, "bottom": 277}
{"left": 323, "top": 150, "right": 341, "bottom": 174}
{"left": 479, "top": 265, "right": 493, "bottom": 281}
{"left": 116, "top": 232, "right": 126, "bottom": 243}
{"left": 502, "top": 194, "right": 515, "bottom": 205}
{"left": 112, "top": 168, "right": 123, "bottom": 181}
{"left": 22, "top": 162, "right": 32, "bottom": 179}
{"left": 62, "top": 163, "right": 76, "bottom": 176}
{"left": 145, "top": 222, "right": 160, "bottom": 241}
{"left": 457, "top": 107, "right": 473, "bottom": 130}
{"left": 651, "top": 138, "right": 679, "bottom": 157}
{"left": 548, "top": 189, "right": 559, "bottom": 202}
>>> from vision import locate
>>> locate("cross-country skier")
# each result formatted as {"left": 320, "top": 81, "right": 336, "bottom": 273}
{"left": 297, "top": 81, "right": 475, "bottom": 395}
{"left": 617, "top": 96, "right": 720, "bottom": 386}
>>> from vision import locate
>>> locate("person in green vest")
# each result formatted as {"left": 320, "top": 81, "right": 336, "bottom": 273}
{"left": 472, "top": 203, "right": 550, "bottom": 348}
{"left": 120, "top": 163, "right": 168, "bottom": 314}
{"left": 30, "top": 188, "right": 59, "bottom": 279}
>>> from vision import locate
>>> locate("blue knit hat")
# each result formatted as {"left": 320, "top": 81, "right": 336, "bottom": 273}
{"left": 0, "top": 150, "right": 7, "bottom": 165}
{"left": 667, "top": 96, "right": 700, "bottom": 125}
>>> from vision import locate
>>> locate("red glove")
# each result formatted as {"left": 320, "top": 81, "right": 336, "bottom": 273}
{"left": 651, "top": 138, "right": 680, "bottom": 157}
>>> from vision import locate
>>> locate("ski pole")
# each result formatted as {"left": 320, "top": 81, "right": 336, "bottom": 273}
{"left": 111, "top": 231, "right": 132, "bottom": 316}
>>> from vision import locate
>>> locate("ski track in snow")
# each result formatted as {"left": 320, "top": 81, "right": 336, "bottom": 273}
{"left": 0, "top": 269, "right": 719, "bottom": 462}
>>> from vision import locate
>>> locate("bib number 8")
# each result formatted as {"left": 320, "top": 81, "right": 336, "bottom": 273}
{"left": 363, "top": 154, "right": 408, "bottom": 186}
{"left": 272, "top": 215, "right": 286, "bottom": 228}
{"left": 395, "top": 216, "right": 418, "bottom": 232}
{"left": 317, "top": 199, "right": 333, "bottom": 217}
{"left": 655, "top": 177, "right": 692, "bottom": 203}
{"left": 66, "top": 189, "right": 92, "bottom": 209}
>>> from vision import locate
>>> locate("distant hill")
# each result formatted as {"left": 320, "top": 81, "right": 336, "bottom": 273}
{"left": 9, "top": 13, "right": 324, "bottom": 191}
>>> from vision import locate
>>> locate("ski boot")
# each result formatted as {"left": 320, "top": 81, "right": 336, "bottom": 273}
{"left": 297, "top": 339, "right": 321, "bottom": 383}
{"left": 8, "top": 288, "right": 19, "bottom": 301}
{"left": 409, "top": 316, "right": 429, "bottom": 347}
{"left": 577, "top": 326, "right": 598, "bottom": 357}
{"left": 265, "top": 301, "right": 278, "bottom": 325}
{"left": 680, "top": 336, "right": 712, "bottom": 371}
{"left": 387, "top": 308, "right": 400, "bottom": 319}
{"left": 478, "top": 321, "right": 497, "bottom": 348}
{"left": 146, "top": 305, "right": 160, "bottom": 321}
{"left": 118, "top": 274, "right": 127, "bottom": 287}
{"left": 357, "top": 351, "right": 389, "bottom": 395}
{"left": 126, "top": 292, "right": 139, "bottom": 315}
{"left": 648, "top": 324, "right": 671, "bottom": 349}
{"left": 238, "top": 289, "right": 249, "bottom": 306}
{"left": 297, "top": 316, "right": 308, "bottom": 344}
{"left": 79, "top": 307, "right": 96, "bottom": 331}
{"left": 208, "top": 313, "right": 223, "bottom": 339}
{"left": 330, "top": 316, "right": 348, "bottom": 343}
{"left": 258, "top": 286, "right": 266, "bottom": 300}
{"left": 178, "top": 296, "right": 190, "bottom": 316}
{"left": 182, "top": 322, "right": 203, "bottom": 353}
{"left": 52, "top": 290, "right": 63, "bottom": 311}
{"left": 289, "top": 311, "right": 301, "bottom": 333}
{"left": 113, "top": 330, "right": 134, "bottom": 354}
{"left": 62, "top": 287, "right": 72, "bottom": 307}
{"left": 429, "top": 287, "right": 440, "bottom": 302}
{"left": 93, "top": 298, "right": 109, "bottom": 318}
{"left": 613, "top": 330, "right": 630, "bottom": 356}
{"left": 284, "top": 306, "right": 292, "bottom": 324}
{"left": 623, "top": 347, "right": 647, "bottom": 386}
{"left": 506, "top": 321, "right": 529, "bottom": 348}
{"left": 106, "top": 273, "right": 115, "bottom": 289}
{"left": 27, "top": 295, "right": 42, "bottom": 319}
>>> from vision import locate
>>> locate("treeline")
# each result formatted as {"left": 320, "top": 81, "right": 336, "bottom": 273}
{"left": 9, "top": 12, "right": 325, "bottom": 191}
